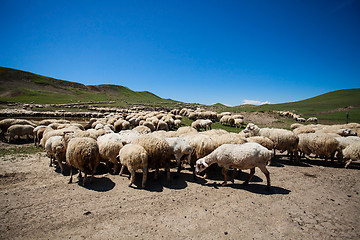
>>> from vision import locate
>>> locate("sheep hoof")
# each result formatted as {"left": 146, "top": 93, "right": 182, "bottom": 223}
{"left": 128, "top": 182, "right": 133, "bottom": 187}
{"left": 221, "top": 181, "right": 227, "bottom": 186}
{"left": 243, "top": 181, "right": 249, "bottom": 185}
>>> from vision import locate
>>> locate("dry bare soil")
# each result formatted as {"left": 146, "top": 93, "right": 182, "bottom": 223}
{"left": 0, "top": 142, "right": 359, "bottom": 240}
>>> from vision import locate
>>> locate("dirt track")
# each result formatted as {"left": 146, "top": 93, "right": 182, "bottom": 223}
{"left": 0, "top": 142, "right": 360, "bottom": 239}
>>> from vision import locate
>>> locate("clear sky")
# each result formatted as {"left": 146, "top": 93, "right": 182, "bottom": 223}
{"left": 1, "top": 0, "right": 359, "bottom": 106}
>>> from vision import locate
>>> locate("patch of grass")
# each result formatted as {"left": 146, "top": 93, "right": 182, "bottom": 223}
{"left": 0, "top": 145, "right": 42, "bottom": 158}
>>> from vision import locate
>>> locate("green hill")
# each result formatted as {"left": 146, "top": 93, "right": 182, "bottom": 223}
{"left": 0, "top": 67, "right": 178, "bottom": 106}
{"left": 1, "top": 66, "right": 358, "bottom": 123}
{"left": 225, "top": 89, "right": 360, "bottom": 123}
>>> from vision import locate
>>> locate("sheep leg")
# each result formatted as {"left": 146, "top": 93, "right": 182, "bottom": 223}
{"left": 165, "top": 161, "right": 171, "bottom": 183}
{"left": 190, "top": 161, "right": 197, "bottom": 181}
{"left": 119, "top": 165, "right": 125, "bottom": 176}
{"left": 78, "top": 170, "right": 82, "bottom": 179}
{"left": 142, "top": 165, "right": 148, "bottom": 188}
{"left": 259, "top": 165, "right": 271, "bottom": 191}
{"left": 90, "top": 170, "right": 95, "bottom": 184}
{"left": 49, "top": 156, "right": 53, "bottom": 167}
{"left": 113, "top": 162, "right": 120, "bottom": 175}
{"left": 221, "top": 168, "right": 228, "bottom": 186}
{"left": 243, "top": 168, "right": 255, "bottom": 185}
{"left": 69, "top": 166, "right": 73, "bottom": 184}
{"left": 82, "top": 170, "right": 87, "bottom": 186}
{"left": 345, "top": 160, "right": 352, "bottom": 168}
{"left": 128, "top": 167, "right": 135, "bottom": 187}
{"left": 294, "top": 151, "right": 300, "bottom": 163}
{"left": 176, "top": 155, "right": 182, "bottom": 173}
{"left": 330, "top": 152, "right": 335, "bottom": 162}
{"left": 154, "top": 168, "right": 159, "bottom": 180}
{"left": 57, "top": 158, "right": 64, "bottom": 174}
{"left": 231, "top": 169, "right": 237, "bottom": 183}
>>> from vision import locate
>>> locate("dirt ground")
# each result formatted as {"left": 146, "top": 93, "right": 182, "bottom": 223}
{"left": 0, "top": 142, "right": 360, "bottom": 240}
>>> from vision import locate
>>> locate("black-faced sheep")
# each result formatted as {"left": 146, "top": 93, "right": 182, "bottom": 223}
{"left": 195, "top": 142, "right": 272, "bottom": 190}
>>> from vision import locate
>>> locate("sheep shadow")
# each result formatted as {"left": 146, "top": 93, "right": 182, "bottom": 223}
{"left": 125, "top": 170, "right": 190, "bottom": 192}
{"left": 300, "top": 157, "right": 360, "bottom": 170}
{"left": 270, "top": 158, "right": 312, "bottom": 168}
{"left": 197, "top": 165, "right": 263, "bottom": 183}
{"left": 80, "top": 177, "right": 115, "bottom": 192}
{"left": 201, "top": 179, "right": 290, "bottom": 195}
{"left": 272, "top": 156, "right": 360, "bottom": 170}
{"left": 229, "top": 183, "right": 291, "bottom": 195}
{"left": 53, "top": 162, "right": 110, "bottom": 176}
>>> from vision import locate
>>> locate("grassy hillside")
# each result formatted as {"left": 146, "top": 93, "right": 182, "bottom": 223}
{"left": 224, "top": 89, "right": 360, "bottom": 123}
{"left": 1, "top": 67, "right": 358, "bottom": 123}
{"left": 0, "top": 67, "right": 178, "bottom": 106}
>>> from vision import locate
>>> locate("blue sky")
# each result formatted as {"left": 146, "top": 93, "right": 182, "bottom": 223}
{"left": 1, "top": 0, "right": 359, "bottom": 106}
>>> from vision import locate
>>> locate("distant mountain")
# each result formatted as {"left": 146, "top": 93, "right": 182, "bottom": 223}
{"left": 0, "top": 67, "right": 179, "bottom": 106}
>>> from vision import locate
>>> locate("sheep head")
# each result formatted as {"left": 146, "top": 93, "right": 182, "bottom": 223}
{"left": 195, "top": 158, "right": 208, "bottom": 174}
{"left": 243, "top": 123, "right": 260, "bottom": 136}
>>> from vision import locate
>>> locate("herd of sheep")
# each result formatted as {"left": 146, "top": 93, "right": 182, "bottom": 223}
{"left": 0, "top": 107, "right": 359, "bottom": 190}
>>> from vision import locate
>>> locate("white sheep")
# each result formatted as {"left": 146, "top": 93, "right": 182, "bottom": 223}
{"left": 119, "top": 144, "right": 148, "bottom": 188}
{"left": 174, "top": 119, "right": 182, "bottom": 128}
{"left": 243, "top": 123, "right": 299, "bottom": 161}
{"left": 342, "top": 142, "right": 360, "bottom": 168}
{"left": 0, "top": 118, "right": 36, "bottom": 141}
{"left": 195, "top": 142, "right": 272, "bottom": 190}
{"left": 165, "top": 137, "right": 193, "bottom": 173}
{"left": 33, "top": 125, "right": 47, "bottom": 146}
{"left": 7, "top": 124, "right": 35, "bottom": 143}
{"left": 307, "top": 117, "right": 318, "bottom": 123}
{"left": 132, "top": 125, "right": 152, "bottom": 134}
{"left": 234, "top": 118, "right": 244, "bottom": 128}
{"left": 64, "top": 137, "right": 100, "bottom": 186}
{"left": 132, "top": 134, "right": 172, "bottom": 182}
{"left": 176, "top": 126, "right": 198, "bottom": 136}
{"left": 45, "top": 135, "right": 66, "bottom": 173}
{"left": 141, "top": 121, "right": 156, "bottom": 132}
{"left": 182, "top": 133, "right": 217, "bottom": 180}
{"left": 117, "top": 130, "right": 141, "bottom": 145}
{"left": 40, "top": 126, "right": 82, "bottom": 147}
{"left": 156, "top": 120, "right": 169, "bottom": 131}
{"left": 297, "top": 133, "right": 339, "bottom": 161}
{"left": 97, "top": 133, "right": 124, "bottom": 174}
{"left": 246, "top": 136, "right": 274, "bottom": 151}
{"left": 191, "top": 119, "right": 212, "bottom": 131}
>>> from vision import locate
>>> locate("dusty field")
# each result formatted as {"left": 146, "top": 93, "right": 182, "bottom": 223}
{"left": 0, "top": 142, "right": 360, "bottom": 240}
